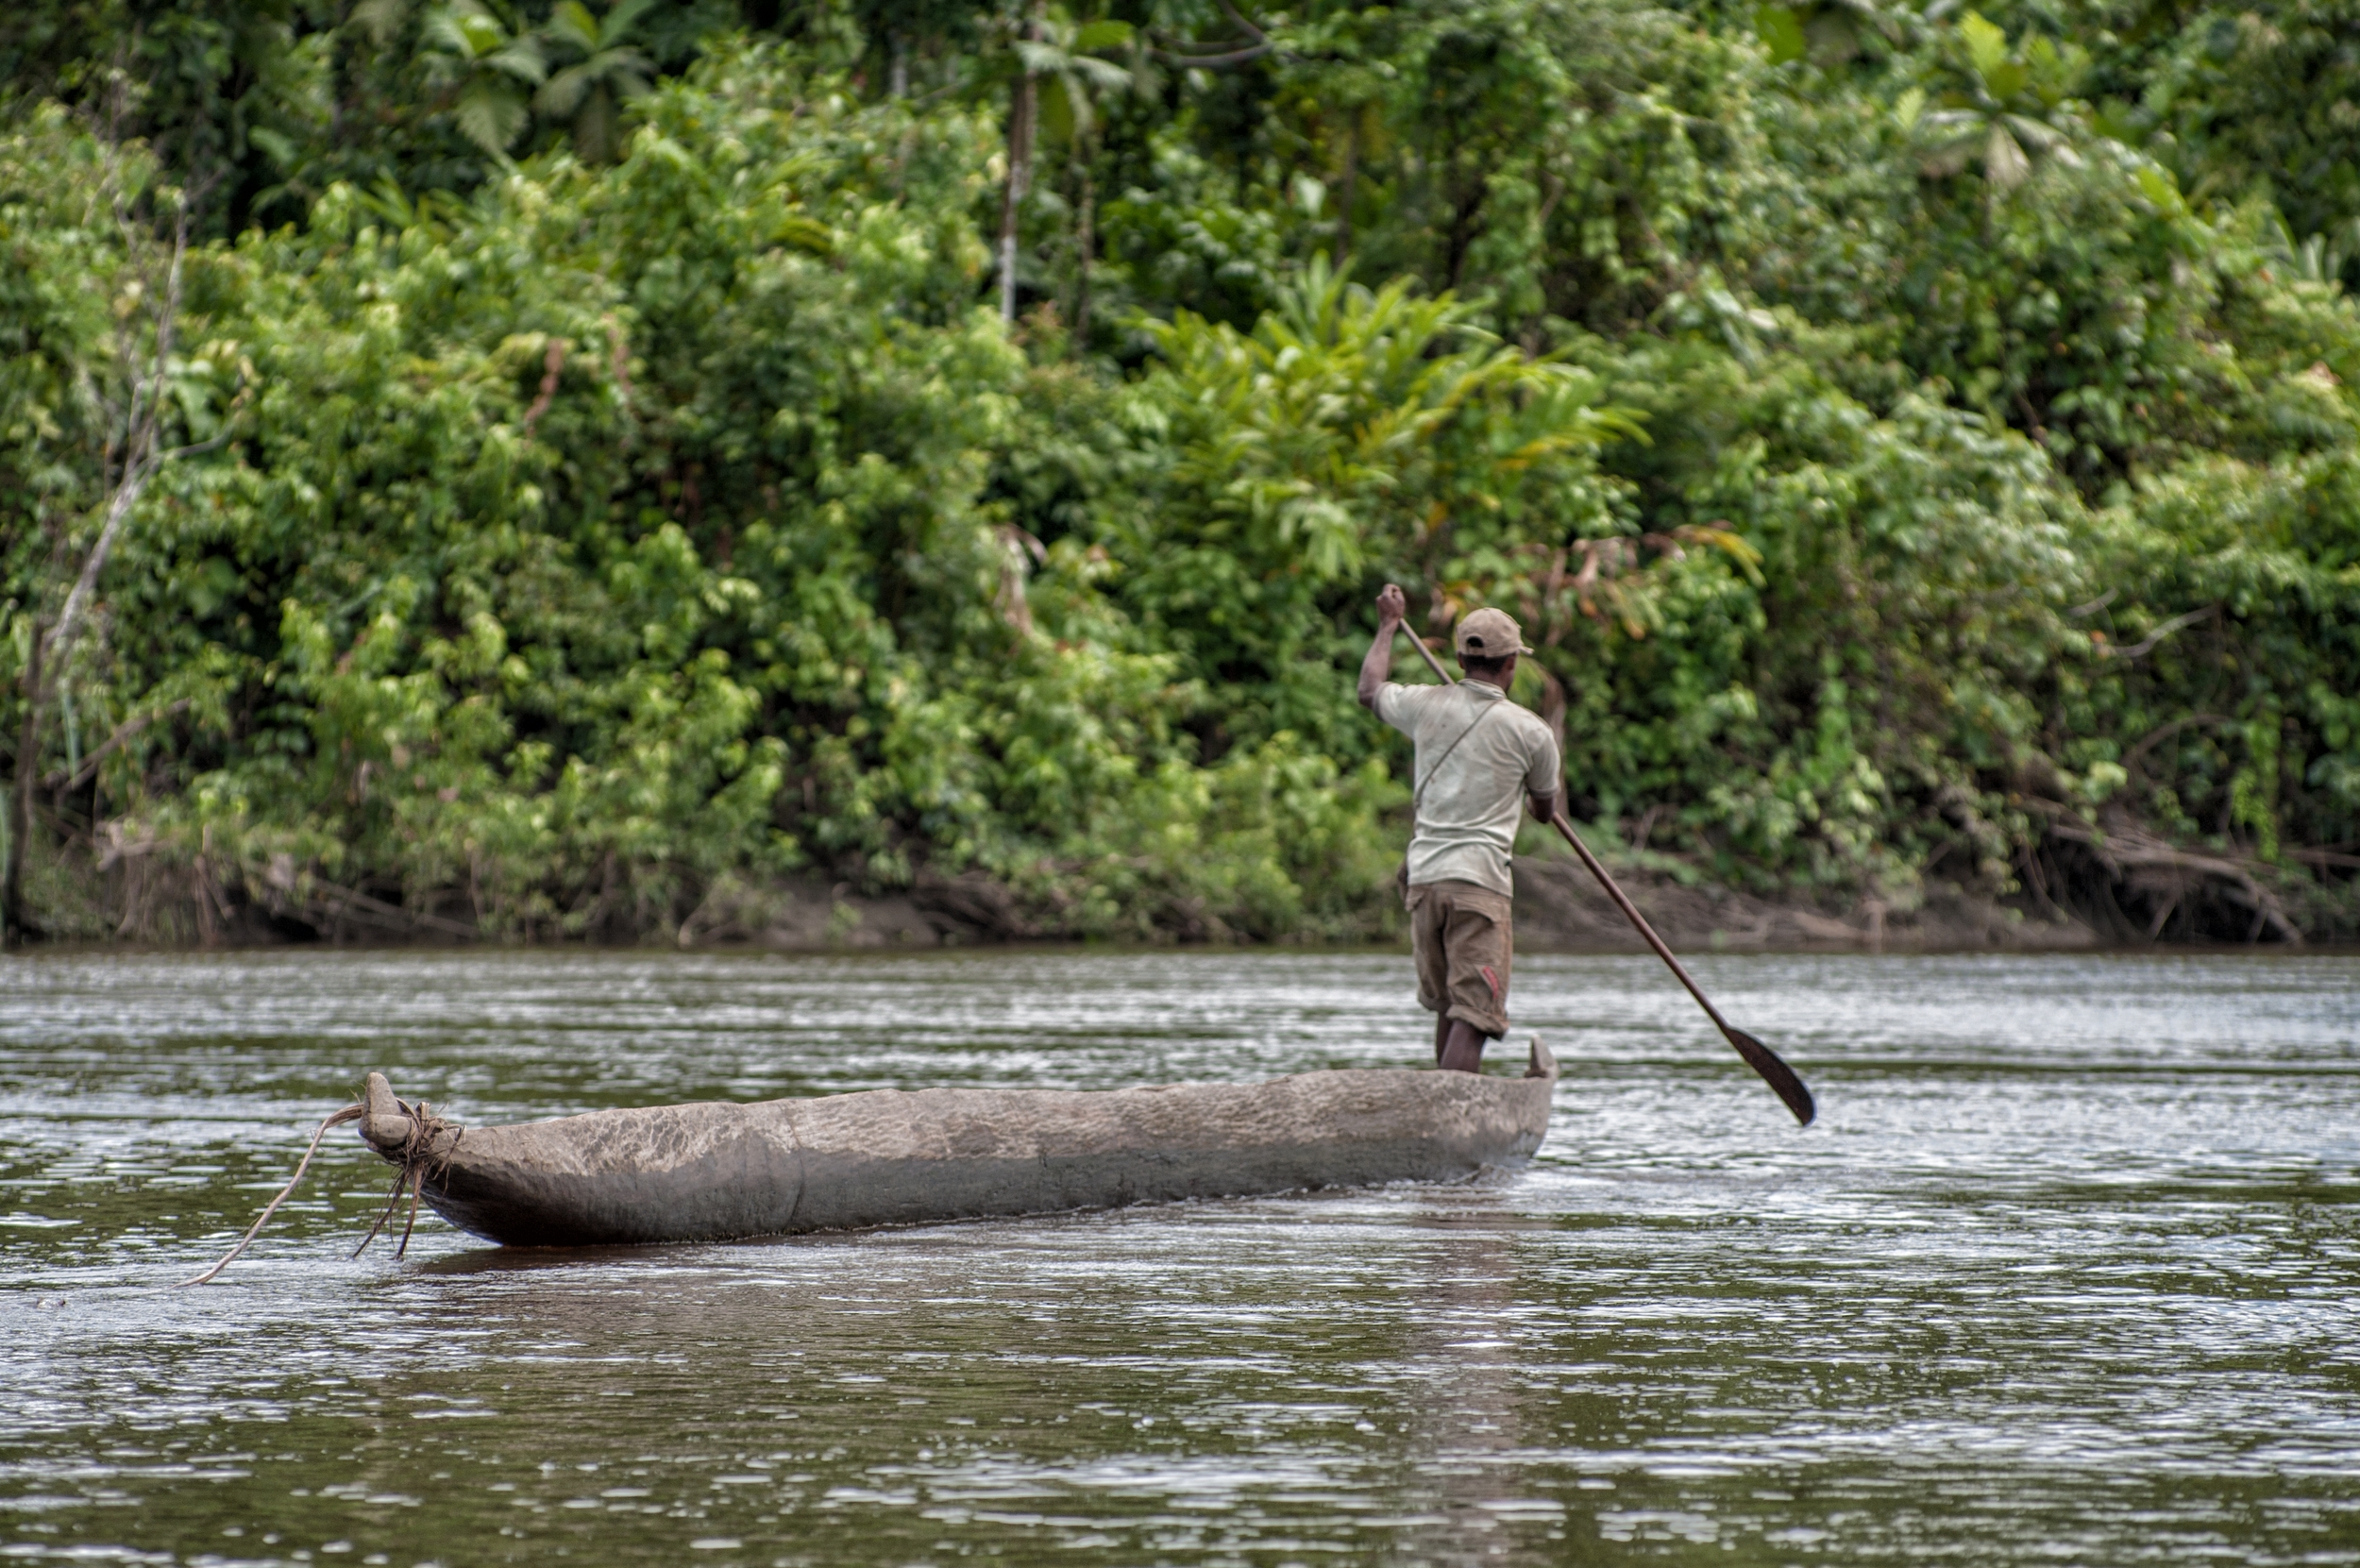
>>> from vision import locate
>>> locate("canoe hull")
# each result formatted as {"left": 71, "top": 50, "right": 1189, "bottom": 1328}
{"left": 361, "top": 1044, "right": 1559, "bottom": 1248}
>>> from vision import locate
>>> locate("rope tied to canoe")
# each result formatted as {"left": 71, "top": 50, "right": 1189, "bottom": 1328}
{"left": 349, "top": 1096, "right": 458, "bottom": 1263}
{"left": 177, "top": 1091, "right": 458, "bottom": 1287}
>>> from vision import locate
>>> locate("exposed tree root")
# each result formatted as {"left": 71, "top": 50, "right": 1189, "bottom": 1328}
{"left": 2033, "top": 810, "right": 2304, "bottom": 945}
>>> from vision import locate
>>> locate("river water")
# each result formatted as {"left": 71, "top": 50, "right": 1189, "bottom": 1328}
{"left": 1, "top": 949, "right": 2355, "bottom": 1566}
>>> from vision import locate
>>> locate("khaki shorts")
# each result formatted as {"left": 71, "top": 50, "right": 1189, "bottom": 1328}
{"left": 1407, "top": 879, "right": 1513, "bottom": 1038}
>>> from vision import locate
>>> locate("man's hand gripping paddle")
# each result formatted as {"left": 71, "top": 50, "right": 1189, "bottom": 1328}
{"left": 1394, "top": 621, "right": 1816, "bottom": 1126}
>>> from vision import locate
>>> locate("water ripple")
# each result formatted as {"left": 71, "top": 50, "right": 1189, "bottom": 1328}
{"left": 1, "top": 948, "right": 2355, "bottom": 1565}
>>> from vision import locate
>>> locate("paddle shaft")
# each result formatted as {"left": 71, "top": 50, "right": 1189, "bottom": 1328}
{"left": 1391, "top": 628, "right": 1742, "bottom": 1042}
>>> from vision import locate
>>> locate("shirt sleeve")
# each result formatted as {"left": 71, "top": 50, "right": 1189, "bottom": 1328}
{"left": 1523, "top": 719, "right": 1563, "bottom": 798}
{"left": 1372, "top": 682, "right": 1439, "bottom": 736}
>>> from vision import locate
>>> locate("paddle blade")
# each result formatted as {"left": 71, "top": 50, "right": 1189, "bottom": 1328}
{"left": 1721, "top": 1026, "right": 1816, "bottom": 1126}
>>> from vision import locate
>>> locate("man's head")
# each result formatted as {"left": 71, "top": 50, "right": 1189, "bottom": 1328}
{"left": 1455, "top": 607, "right": 1532, "bottom": 684}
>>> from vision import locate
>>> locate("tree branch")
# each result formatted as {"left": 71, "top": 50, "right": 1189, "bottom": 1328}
{"left": 1151, "top": 41, "right": 1274, "bottom": 67}
{"left": 1152, "top": 3, "right": 1278, "bottom": 69}
{"left": 49, "top": 177, "right": 205, "bottom": 677}
{"left": 2120, "top": 712, "right": 2235, "bottom": 780}
{"left": 1215, "top": 0, "right": 1269, "bottom": 43}
{"left": 2098, "top": 604, "right": 2217, "bottom": 661}
{"left": 42, "top": 700, "right": 190, "bottom": 792}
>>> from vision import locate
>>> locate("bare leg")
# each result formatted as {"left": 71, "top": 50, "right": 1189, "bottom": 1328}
{"left": 1438, "top": 1019, "right": 1488, "bottom": 1074}
{"left": 1433, "top": 1011, "right": 1451, "bottom": 1065}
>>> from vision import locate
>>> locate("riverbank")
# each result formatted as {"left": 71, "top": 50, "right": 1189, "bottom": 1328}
{"left": 13, "top": 818, "right": 2346, "bottom": 953}
{"left": 762, "top": 853, "right": 2110, "bottom": 953}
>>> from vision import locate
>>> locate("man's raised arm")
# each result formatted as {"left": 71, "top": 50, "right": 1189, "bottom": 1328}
{"left": 1357, "top": 582, "right": 1408, "bottom": 711}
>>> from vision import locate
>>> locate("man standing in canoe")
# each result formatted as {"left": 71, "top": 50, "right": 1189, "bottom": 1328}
{"left": 1357, "top": 584, "right": 1561, "bottom": 1073}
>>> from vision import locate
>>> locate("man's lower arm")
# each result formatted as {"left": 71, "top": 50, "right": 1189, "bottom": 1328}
{"left": 1357, "top": 622, "right": 1400, "bottom": 708}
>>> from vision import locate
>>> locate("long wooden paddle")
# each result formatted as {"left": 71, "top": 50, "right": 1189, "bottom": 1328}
{"left": 1395, "top": 627, "right": 1816, "bottom": 1126}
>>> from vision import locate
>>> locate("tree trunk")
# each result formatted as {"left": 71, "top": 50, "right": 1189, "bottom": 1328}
{"left": 1072, "top": 158, "right": 1095, "bottom": 350}
{"left": 998, "top": 19, "right": 1040, "bottom": 324}
{"left": 4, "top": 620, "right": 44, "bottom": 947}
{"left": 1532, "top": 661, "right": 1569, "bottom": 804}
{"left": 1333, "top": 115, "right": 1358, "bottom": 265}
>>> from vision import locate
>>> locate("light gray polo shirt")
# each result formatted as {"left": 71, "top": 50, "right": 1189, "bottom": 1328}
{"left": 1374, "top": 680, "right": 1561, "bottom": 896}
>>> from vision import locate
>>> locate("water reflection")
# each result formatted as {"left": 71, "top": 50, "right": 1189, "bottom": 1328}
{"left": 1, "top": 949, "right": 2355, "bottom": 1564}
{"left": 1391, "top": 1197, "right": 1552, "bottom": 1563}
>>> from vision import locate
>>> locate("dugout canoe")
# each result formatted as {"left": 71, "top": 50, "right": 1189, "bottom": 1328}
{"left": 355, "top": 1041, "right": 1559, "bottom": 1248}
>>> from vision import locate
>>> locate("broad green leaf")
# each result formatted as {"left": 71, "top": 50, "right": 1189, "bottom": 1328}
{"left": 2135, "top": 164, "right": 2185, "bottom": 212}
{"left": 1039, "top": 75, "right": 1078, "bottom": 145}
{"left": 1755, "top": 5, "right": 1807, "bottom": 65}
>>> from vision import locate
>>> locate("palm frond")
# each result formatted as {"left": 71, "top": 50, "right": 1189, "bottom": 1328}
{"left": 572, "top": 85, "right": 616, "bottom": 161}
{"left": 535, "top": 62, "right": 591, "bottom": 118}
{"left": 485, "top": 39, "right": 548, "bottom": 85}
{"left": 349, "top": 0, "right": 416, "bottom": 46}
{"left": 598, "top": 0, "right": 659, "bottom": 48}
{"left": 544, "top": 1, "right": 600, "bottom": 56}
{"left": 456, "top": 79, "right": 531, "bottom": 156}
{"left": 1982, "top": 123, "right": 2030, "bottom": 189}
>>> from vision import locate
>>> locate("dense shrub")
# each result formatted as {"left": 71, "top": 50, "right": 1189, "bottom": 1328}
{"left": 4, "top": 0, "right": 2357, "bottom": 942}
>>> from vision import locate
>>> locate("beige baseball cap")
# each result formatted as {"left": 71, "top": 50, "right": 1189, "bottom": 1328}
{"left": 1454, "top": 606, "right": 1533, "bottom": 659}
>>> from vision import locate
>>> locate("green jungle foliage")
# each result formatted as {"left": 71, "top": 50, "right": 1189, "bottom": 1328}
{"left": 3, "top": 0, "right": 2357, "bottom": 942}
